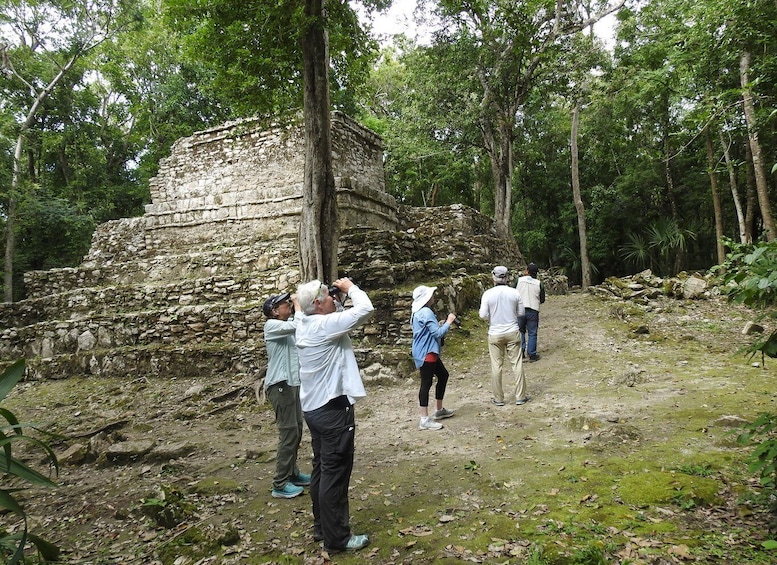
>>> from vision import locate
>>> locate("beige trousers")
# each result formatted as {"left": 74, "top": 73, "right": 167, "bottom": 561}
{"left": 488, "top": 330, "right": 526, "bottom": 402}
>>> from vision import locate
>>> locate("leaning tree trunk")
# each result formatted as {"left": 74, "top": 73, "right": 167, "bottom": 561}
{"left": 740, "top": 50, "right": 776, "bottom": 241}
{"left": 744, "top": 142, "right": 758, "bottom": 242}
{"left": 719, "top": 131, "right": 748, "bottom": 244}
{"left": 704, "top": 127, "right": 725, "bottom": 264}
{"left": 3, "top": 134, "right": 24, "bottom": 302}
{"left": 570, "top": 104, "right": 591, "bottom": 288}
{"left": 299, "top": 0, "right": 338, "bottom": 283}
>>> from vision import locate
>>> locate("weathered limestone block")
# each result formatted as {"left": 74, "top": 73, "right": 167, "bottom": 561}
{"left": 104, "top": 439, "right": 157, "bottom": 463}
{"left": 682, "top": 275, "right": 708, "bottom": 299}
{"left": 59, "top": 443, "right": 89, "bottom": 465}
{"left": 77, "top": 330, "right": 97, "bottom": 352}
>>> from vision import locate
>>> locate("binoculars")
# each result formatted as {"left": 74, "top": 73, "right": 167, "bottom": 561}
{"left": 328, "top": 277, "right": 354, "bottom": 299}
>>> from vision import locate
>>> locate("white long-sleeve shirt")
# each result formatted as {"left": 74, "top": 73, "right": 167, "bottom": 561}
{"left": 479, "top": 284, "right": 525, "bottom": 335}
{"left": 296, "top": 286, "right": 374, "bottom": 412}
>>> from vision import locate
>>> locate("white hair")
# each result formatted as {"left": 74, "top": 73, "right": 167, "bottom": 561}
{"left": 296, "top": 279, "right": 328, "bottom": 315}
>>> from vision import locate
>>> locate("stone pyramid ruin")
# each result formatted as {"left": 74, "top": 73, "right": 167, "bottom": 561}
{"left": 0, "top": 112, "right": 522, "bottom": 381}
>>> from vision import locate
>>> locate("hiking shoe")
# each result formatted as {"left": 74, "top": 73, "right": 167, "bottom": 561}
{"left": 271, "top": 483, "right": 304, "bottom": 499}
{"left": 491, "top": 398, "right": 505, "bottom": 406}
{"left": 290, "top": 472, "right": 311, "bottom": 486}
{"left": 419, "top": 417, "right": 443, "bottom": 430}
{"left": 516, "top": 396, "right": 532, "bottom": 406}
{"left": 344, "top": 534, "right": 370, "bottom": 551}
{"left": 325, "top": 533, "right": 370, "bottom": 553}
{"left": 432, "top": 408, "right": 455, "bottom": 420}
{"left": 528, "top": 354, "right": 541, "bottom": 362}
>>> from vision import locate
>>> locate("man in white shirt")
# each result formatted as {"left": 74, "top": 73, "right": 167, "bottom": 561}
{"left": 516, "top": 262, "right": 546, "bottom": 362}
{"left": 479, "top": 266, "right": 530, "bottom": 406}
{"left": 295, "top": 278, "right": 374, "bottom": 553}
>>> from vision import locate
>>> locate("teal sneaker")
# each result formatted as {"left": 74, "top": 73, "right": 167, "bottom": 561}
{"left": 325, "top": 533, "right": 369, "bottom": 553}
{"left": 344, "top": 534, "right": 369, "bottom": 551}
{"left": 271, "top": 483, "right": 304, "bottom": 499}
{"left": 290, "top": 472, "right": 311, "bottom": 487}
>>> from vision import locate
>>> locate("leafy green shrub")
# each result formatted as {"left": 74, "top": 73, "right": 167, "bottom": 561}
{"left": 717, "top": 239, "right": 777, "bottom": 531}
{"left": 737, "top": 413, "right": 777, "bottom": 497}
{"left": 714, "top": 238, "right": 777, "bottom": 364}
{"left": 716, "top": 238, "right": 777, "bottom": 307}
{"left": 620, "top": 218, "right": 697, "bottom": 276}
{"left": 141, "top": 485, "right": 195, "bottom": 528}
{"left": 0, "top": 359, "right": 60, "bottom": 564}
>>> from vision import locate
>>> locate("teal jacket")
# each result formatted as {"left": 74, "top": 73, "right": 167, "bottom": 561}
{"left": 264, "top": 316, "right": 300, "bottom": 389}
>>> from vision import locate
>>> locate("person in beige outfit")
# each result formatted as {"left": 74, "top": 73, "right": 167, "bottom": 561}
{"left": 478, "top": 266, "right": 530, "bottom": 406}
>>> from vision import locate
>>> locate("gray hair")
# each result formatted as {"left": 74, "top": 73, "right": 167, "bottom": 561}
{"left": 296, "top": 279, "right": 328, "bottom": 315}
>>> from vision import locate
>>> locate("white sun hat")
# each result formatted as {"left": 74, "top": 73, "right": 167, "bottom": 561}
{"left": 411, "top": 285, "right": 437, "bottom": 314}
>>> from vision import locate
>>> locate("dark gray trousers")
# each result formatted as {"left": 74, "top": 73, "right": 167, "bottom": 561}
{"left": 304, "top": 396, "right": 355, "bottom": 550}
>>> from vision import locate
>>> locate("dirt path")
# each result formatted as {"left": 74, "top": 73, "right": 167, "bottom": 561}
{"left": 6, "top": 291, "right": 777, "bottom": 564}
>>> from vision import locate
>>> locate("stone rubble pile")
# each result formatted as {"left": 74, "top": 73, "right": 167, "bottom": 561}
{"left": 588, "top": 270, "right": 717, "bottom": 302}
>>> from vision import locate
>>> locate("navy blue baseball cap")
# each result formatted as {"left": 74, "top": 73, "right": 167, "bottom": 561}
{"left": 262, "top": 292, "right": 291, "bottom": 317}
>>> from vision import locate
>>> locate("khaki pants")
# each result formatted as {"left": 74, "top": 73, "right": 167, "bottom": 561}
{"left": 488, "top": 330, "right": 526, "bottom": 402}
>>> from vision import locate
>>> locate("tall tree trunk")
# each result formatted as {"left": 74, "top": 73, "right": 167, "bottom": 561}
{"left": 740, "top": 50, "right": 776, "bottom": 241}
{"left": 660, "top": 100, "right": 685, "bottom": 274}
{"left": 570, "top": 105, "right": 591, "bottom": 289}
{"left": 483, "top": 121, "right": 513, "bottom": 238}
{"left": 704, "top": 127, "right": 725, "bottom": 264}
{"left": 744, "top": 142, "right": 758, "bottom": 242}
{"left": 661, "top": 100, "right": 679, "bottom": 223}
{"left": 299, "top": 0, "right": 338, "bottom": 283}
{"left": 482, "top": 118, "right": 514, "bottom": 240}
{"left": 3, "top": 135, "right": 23, "bottom": 302}
{"left": 719, "top": 131, "right": 747, "bottom": 243}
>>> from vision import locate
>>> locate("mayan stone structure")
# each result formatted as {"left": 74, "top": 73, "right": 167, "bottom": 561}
{"left": 0, "top": 113, "right": 522, "bottom": 381}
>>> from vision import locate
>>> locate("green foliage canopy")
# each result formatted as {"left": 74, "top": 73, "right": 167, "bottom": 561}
{"left": 163, "top": 0, "right": 380, "bottom": 119}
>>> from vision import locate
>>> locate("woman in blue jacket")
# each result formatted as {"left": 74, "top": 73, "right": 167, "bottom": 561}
{"left": 411, "top": 285, "right": 457, "bottom": 430}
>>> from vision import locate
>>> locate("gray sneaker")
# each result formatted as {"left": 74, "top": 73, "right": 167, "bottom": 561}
{"left": 516, "top": 396, "right": 532, "bottom": 405}
{"left": 432, "top": 408, "right": 455, "bottom": 420}
{"left": 419, "top": 417, "right": 443, "bottom": 430}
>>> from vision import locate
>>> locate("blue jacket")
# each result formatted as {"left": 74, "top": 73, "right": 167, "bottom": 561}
{"left": 411, "top": 306, "right": 451, "bottom": 368}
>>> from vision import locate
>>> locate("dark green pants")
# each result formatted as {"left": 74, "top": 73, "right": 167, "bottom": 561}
{"left": 267, "top": 382, "right": 303, "bottom": 490}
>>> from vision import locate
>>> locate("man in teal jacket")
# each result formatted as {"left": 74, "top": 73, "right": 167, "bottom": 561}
{"left": 263, "top": 291, "right": 311, "bottom": 499}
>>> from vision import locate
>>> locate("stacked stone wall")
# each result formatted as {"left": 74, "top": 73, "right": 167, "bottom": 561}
{"left": 144, "top": 112, "right": 395, "bottom": 250}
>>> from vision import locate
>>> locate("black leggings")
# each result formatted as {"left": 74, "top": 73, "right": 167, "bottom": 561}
{"left": 418, "top": 358, "right": 450, "bottom": 407}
